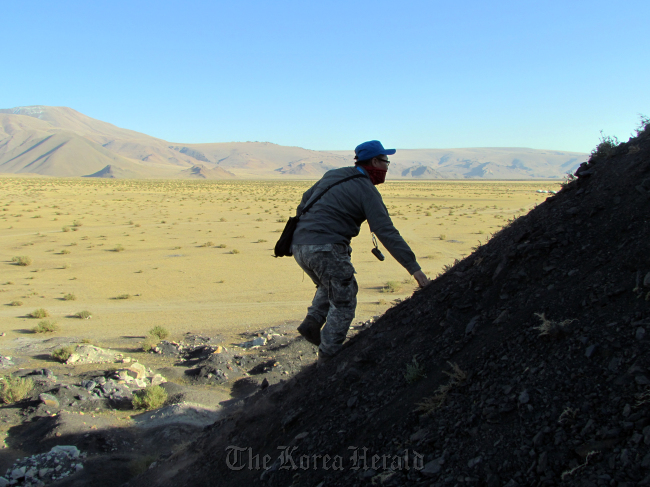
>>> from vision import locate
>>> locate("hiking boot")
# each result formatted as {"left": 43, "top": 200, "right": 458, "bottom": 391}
{"left": 317, "top": 350, "right": 332, "bottom": 367}
{"left": 297, "top": 315, "right": 322, "bottom": 346}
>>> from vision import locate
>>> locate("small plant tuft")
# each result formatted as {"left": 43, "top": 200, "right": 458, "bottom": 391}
{"left": 9, "top": 300, "right": 23, "bottom": 307}
{"left": 52, "top": 345, "right": 75, "bottom": 363}
{"left": 0, "top": 375, "right": 34, "bottom": 404}
{"left": 404, "top": 355, "right": 426, "bottom": 384}
{"left": 132, "top": 385, "right": 168, "bottom": 410}
{"left": 112, "top": 244, "right": 125, "bottom": 252}
{"left": 381, "top": 281, "right": 402, "bottom": 293}
{"left": 416, "top": 362, "right": 467, "bottom": 416}
{"left": 28, "top": 308, "right": 50, "bottom": 319}
{"left": 32, "top": 320, "right": 59, "bottom": 333}
{"left": 74, "top": 310, "right": 92, "bottom": 319}
{"left": 115, "top": 294, "right": 131, "bottom": 300}
{"left": 149, "top": 326, "right": 169, "bottom": 340}
{"left": 11, "top": 256, "right": 32, "bottom": 266}
{"left": 589, "top": 130, "right": 619, "bottom": 161}
{"left": 533, "top": 312, "right": 576, "bottom": 337}
{"left": 63, "top": 293, "right": 76, "bottom": 301}
{"left": 141, "top": 335, "right": 159, "bottom": 352}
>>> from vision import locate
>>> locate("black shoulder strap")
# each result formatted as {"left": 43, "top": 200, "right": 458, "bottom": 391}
{"left": 299, "top": 173, "right": 366, "bottom": 216}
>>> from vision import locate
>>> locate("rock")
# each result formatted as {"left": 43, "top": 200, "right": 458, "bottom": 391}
{"left": 410, "top": 428, "right": 429, "bottom": 442}
{"left": 519, "top": 390, "right": 530, "bottom": 404}
{"left": 11, "top": 467, "right": 26, "bottom": 480}
{"left": 51, "top": 445, "right": 80, "bottom": 459}
{"left": 0, "top": 477, "right": 9, "bottom": 487}
{"left": 636, "top": 375, "right": 650, "bottom": 385}
{"left": 66, "top": 345, "right": 122, "bottom": 365}
{"left": 465, "top": 315, "right": 480, "bottom": 334}
{"left": 261, "top": 378, "right": 269, "bottom": 390}
{"left": 150, "top": 374, "right": 166, "bottom": 386}
{"left": 81, "top": 380, "right": 96, "bottom": 391}
{"left": 421, "top": 458, "right": 443, "bottom": 477}
{"left": 467, "top": 456, "right": 482, "bottom": 468}
{"left": 585, "top": 344, "right": 597, "bottom": 358}
{"left": 39, "top": 393, "right": 59, "bottom": 408}
{"left": 637, "top": 328, "right": 646, "bottom": 340}
{"left": 128, "top": 362, "right": 147, "bottom": 379}
{"left": 644, "top": 272, "right": 650, "bottom": 287}
{"left": 251, "top": 337, "right": 267, "bottom": 347}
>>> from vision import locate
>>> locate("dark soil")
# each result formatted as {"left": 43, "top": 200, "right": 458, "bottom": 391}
{"left": 131, "top": 126, "right": 650, "bottom": 487}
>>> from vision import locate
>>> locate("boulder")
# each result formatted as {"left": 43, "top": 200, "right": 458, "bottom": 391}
{"left": 66, "top": 345, "right": 124, "bottom": 365}
{"left": 39, "top": 393, "right": 59, "bottom": 408}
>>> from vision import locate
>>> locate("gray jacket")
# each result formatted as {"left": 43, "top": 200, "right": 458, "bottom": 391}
{"left": 292, "top": 166, "right": 421, "bottom": 275}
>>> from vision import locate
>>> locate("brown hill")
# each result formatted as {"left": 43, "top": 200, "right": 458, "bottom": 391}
{"left": 178, "top": 164, "right": 237, "bottom": 179}
{"left": 132, "top": 123, "right": 650, "bottom": 486}
{"left": 0, "top": 106, "right": 588, "bottom": 179}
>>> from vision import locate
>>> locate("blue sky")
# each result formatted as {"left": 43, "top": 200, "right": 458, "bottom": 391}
{"left": 2, "top": 0, "right": 648, "bottom": 153}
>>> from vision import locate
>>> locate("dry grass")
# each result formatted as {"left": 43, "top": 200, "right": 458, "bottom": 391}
{"left": 416, "top": 362, "right": 467, "bottom": 416}
{"left": 132, "top": 385, "right": 168, "bottom": 410}
{"left": 0, "top": 375, "right": 34, "bottom": 404}
{"left": 533, "top": 312, "right": 576, "bottom": 337}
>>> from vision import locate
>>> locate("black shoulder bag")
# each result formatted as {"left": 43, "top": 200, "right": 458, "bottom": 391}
{"left": 274, "top": 173, "right": 365, "bottom": 257}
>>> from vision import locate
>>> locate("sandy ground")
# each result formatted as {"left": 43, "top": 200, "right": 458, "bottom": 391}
{"left": 0, "top": 177, "right": 560, "bottom": 354}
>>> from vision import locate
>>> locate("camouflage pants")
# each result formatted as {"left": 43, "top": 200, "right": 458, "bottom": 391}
{"left": 292, "top": 243, "right": 358, "bottom": 357}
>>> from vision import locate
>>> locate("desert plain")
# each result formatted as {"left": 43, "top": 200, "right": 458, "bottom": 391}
{"left": 1, "top": 176, "right": 560, "bottom": 353}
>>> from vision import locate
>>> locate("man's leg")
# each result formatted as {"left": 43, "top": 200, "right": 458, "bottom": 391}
{"left": 318, "top": 247, "right": 358, "bottom": 358}
{"left": 293, "top": 245, "right": 329, "bottom": 345}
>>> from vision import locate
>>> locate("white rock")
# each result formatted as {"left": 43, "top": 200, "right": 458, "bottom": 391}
{"left": 11, "top": 467, "right": 26, "bottom": 479}
{"left": 51, "top": 445, "right": 80, "bottom": 459}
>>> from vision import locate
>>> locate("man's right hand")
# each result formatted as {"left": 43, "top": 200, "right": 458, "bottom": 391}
{"left": 412, "top": 270, "right": 430, "bottom": 288}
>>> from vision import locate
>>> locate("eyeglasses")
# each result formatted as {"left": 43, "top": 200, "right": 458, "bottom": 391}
{"left": 375, "top": 157, "right": 390, "bottom": 166}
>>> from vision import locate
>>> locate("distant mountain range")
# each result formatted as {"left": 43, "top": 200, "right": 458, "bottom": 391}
{"left": 0, "top": 106, "right": 587, "bottom": 179}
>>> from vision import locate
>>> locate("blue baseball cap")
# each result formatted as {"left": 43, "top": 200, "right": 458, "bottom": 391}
{"left": 354, "top": 140, "right": 396, "bottom": 161}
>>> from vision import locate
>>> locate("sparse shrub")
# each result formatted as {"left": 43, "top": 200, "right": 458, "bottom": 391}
{"left": 141, "top": 335, "right": 159, "bottom": 352}
{"left": 217, "top": 244, "right": 227, "bottom": 248}
{"left": 149, "top": 326, "right": 169, "bottom": 340}
{"left": 112, "top": 244, "right": 125, "bottom": 252}
{"left": 416, "top": 362, "right": 467, "bottom": 416}
{"left": 404, "top": 355, "right": 426, "bottom": 383}
{"left": 0, "top": 375, "right": 34, "bottom": 404}
{"left": 60, "top": 249, "right": 70, "bottom": 255}
{"left": 589, "top": 130, "right": 619, "bottom": 161}
{"left": 256, "top": 239, "right": 267, "bottom": 243}
{"left": 115, "top": 294, "right": 131, "bottom": 300}
{"left": 533, "top": 312, "right": 576, "bottom": 337}
{"left": 381, "top": 281, "right": 402, "bottom": 293}
{"left": 74, "top": 310, "right": 92, "bottom": 319}
{"left": 52, "top": 345, "right": 75, "bottom": 363}
{"left": 72, "top": 220, "right": 82, "bottom": 227}
{"left": 63, "top": 293, "right": 76, "bottom": 301}
{"left": 229, "top": 249, "right": 240, "bottom": 254}
{"left": 219, "top": 217, "right": 226, "bottom": 222}
{"left": 635, "top": 114, "right": 650, "bottom": 136}
{"left": 32, "top": 320, "right": 59, "bottom": 333}
{"left": 439, "top": 234, "right": 447, "bottom": 240}
{"left": 132, "top": 385, "right": 168, "bottom": 411}
{"left": 9, "top": 300, "right": 23, "bottom": 307}
{"left": 62, "top": 263, "right": 71, "bottom": 269}
{"left": 199, "top": 241, "right": 214, "bottom": 247}
{"left": 11, "top": 256, "right": 32, "bottom": 266}
{"left": 62, "top": 226, "right": 70, "bottom": 232}
{"left": 28, "top": 308, "right": 49, "bottom": 319}
{"left": 277, "top": 217, "right": 287, "bottom": 223}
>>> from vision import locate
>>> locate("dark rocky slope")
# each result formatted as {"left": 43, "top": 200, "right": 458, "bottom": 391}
{"left": 133, "top": 125, "right": 650, "bottom": 487}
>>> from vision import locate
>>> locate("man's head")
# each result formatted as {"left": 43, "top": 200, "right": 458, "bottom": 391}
{"left": 354, "top": 140, "right": 394, "bottom": 185}
{"left": 354, "top": 140, "right": 396, "bottom": 168}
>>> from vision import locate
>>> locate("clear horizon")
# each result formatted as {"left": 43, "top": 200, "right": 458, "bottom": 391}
{"left": 2, "top": 0, "right": 649, "bottom": 153}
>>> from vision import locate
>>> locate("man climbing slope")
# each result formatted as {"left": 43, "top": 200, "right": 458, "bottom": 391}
{"left": 291, "top": 140, "right": 430, "bottom": 364}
